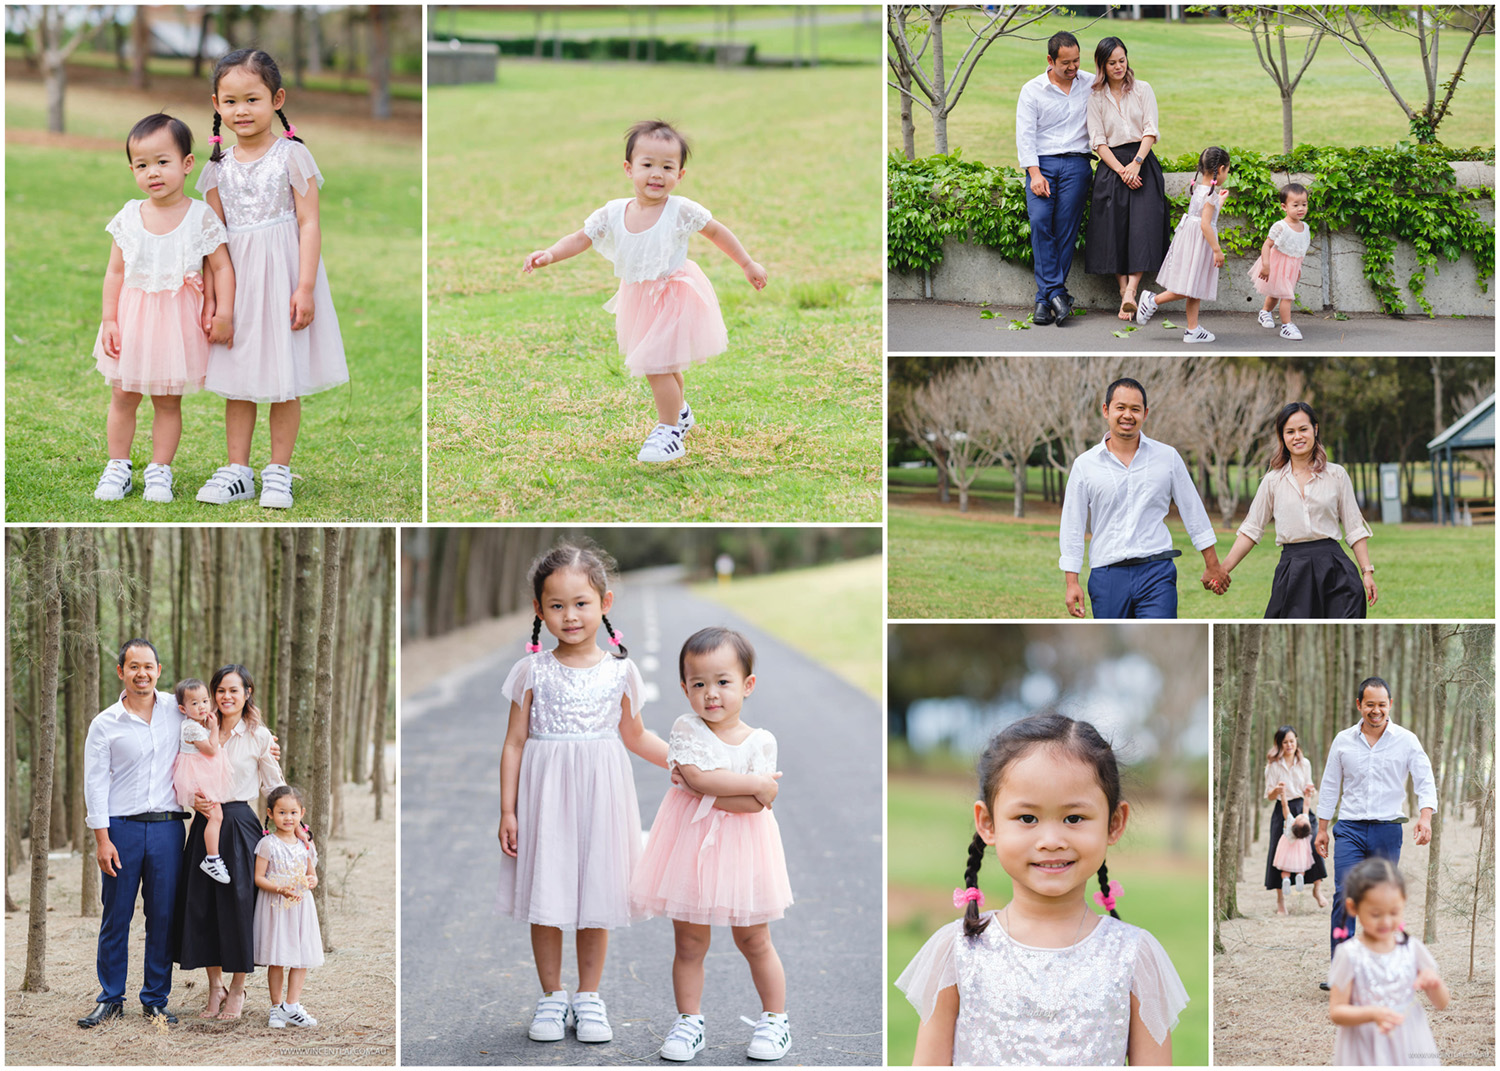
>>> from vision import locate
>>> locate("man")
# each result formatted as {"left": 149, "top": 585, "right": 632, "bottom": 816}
{"left": 1314, "top": 676, "right": 1437, "bottom": 984}
{"left": 1059, "top": 377, "right": 1229, "bottom": 618}
{"left": 1016, "top": 31, "right": 1094, "bottom": 326}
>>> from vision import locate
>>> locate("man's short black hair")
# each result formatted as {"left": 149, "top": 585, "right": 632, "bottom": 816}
{"left": 1356, "top": 676, "right": 1392, "bottom": 704}
{"left": 117, "top": 638, "right": 160, "bottom": 668}
{"left": 1105, "top": 377, "right": 1148, "bottom": 410}
{"left": 1048, "top": 31, "right": 1080, "bottom": 60}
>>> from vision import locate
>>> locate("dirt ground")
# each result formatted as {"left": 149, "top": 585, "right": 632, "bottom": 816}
{"left": 3, "top": 779, "right": 395, "bottom": 1066}
{"left": 1215, "top": 815, "right": 1495, "bottom": 1066}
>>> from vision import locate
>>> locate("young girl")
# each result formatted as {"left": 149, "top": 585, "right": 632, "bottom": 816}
{"left": 498, "top": 542, "right": 668, "bottom": 1045}
{"left": 630, "top": 627, "right": 794, "bottom": 1063}
{"left": 896, "top": 713, "right": 1188, "bottom": 1066}
{"left": 1272, "top": 791, "right": 1314, "bottom": 896}
{"left": 1329, "top": 858, "right": 1449, "bottom": 1066}
{"left": 1135, "top": 146, "right": 1231, "bottom": 343}
{"left": 93, "top": 114, "right": 233, "bottom": 503}
{"left": 195, "top": 48, "right": 348, "bottom": 510}
{"left": 522, "top": 119, "right": 768, "bottom": 464}
{"left": 1250, "top": 182, "right": 1310, "bottom": 340}
{"left": 171, "top": 678, "right": 234, "bottom": 884}
{"left": 253, "top": 784, "right": 323, "bottom": 1028}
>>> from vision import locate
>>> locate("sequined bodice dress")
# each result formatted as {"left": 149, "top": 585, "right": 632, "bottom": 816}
{"left": 1330, "top": 938, "right": 1440, "bottom": 1066}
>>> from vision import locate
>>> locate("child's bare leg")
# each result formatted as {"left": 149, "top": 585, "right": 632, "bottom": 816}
{"left": 267, "top": 964, "right": 285, "bottom": 1006}
{"left": 1279, "top": 297, "right": 1293, "bottom": 326}
{"left": 268, "top": 399, "right": 301, "bottom": 467}
{"left": 106, "top": 388, "right": 143, "bottom": 458}
{"left": 672, "top": 920, "right": 712, "bottom": 1013}
{"left": 285, "top": 967, "right": 308, "bottom": 1005}
{"left": 1153, "top": 290, "right": 1187, "bottom": 306}
{"left": 673, "top": 372, "right": 687, "bottom": 414}
{"left": 731, "top": 924, "right": 785, "bottom": 1013}
{"left": 225, "top": 400, "right": 257, "bottom": 466}
{"left": 647, "top": 374, "right": 686, "bottom": 426}
{"left": 530, "top": 925, "right": 564, "bottom": 992}
{"left": 149, "top": 394, "right": 183, "bottom": 464}
{"left": 1184, "top": 297, "right": 1201, "bottom": 329}
{"left": 576, "top": 928, "right": 608, "bottom": 993}
{"left": 204, "top": 802, "right": 223, "bottom": 857}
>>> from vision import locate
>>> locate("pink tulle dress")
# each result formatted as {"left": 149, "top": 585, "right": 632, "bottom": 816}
{"left": 196, "top": 138, "right": 349, "bottom": 403}
{"left": 582, "top": 195, "right": 728, "bottom": 376}
{"left": 92, "top": 199, "right": 227, "bottom": 395}
{"left": 1248, "top": 218, "right": 1310, "bottom": 300}
{"left": 1155, "top": 183, "right": 1224, "bottom": 300}
{"left": 172, "top": 718, "right": 233, "bottom": 809}
{"left": 1273, "top": 825, "right": 1314, "bottom": 873}
{"left": 630, "top": 714, "right": 793, "bottom": 927}
{"left": 497, "top": 651, "right": 646, "bottom": 931}
{"left": 253, "top": 834, "right": 324, "bottom": 968}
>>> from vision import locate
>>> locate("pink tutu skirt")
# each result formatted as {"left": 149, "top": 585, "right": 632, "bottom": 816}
{"left": 173, "top": 749, "right": 234, "bottom": 811}
{"left": 629, "top": 785, "right": 793, "bottom": 927}
{"left": 92, "top": 283, "right": 209, "bottom": 395}
{"left": 605, "top": 259, "right": 727, "bottom": 377}
{"left": 1250, "top": 247, "right": 1304, "bottom": 300}
{"left": 1273, "top": 830, "right": 1314, "bottom": 874}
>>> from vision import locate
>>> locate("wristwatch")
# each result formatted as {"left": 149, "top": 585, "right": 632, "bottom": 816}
{"left": 1133, "top": 154, "right": 1144, "bottom": 163}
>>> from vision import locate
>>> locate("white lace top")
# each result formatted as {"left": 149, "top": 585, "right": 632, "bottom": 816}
{"left": 105, "top": 199, "right": 227, "bottom": 295}
{"left": 179, "top": 717, "right": 213, "bottom": 755}
{"left": 582, "top": 195, "right": 713, "bottom": 283}
{"left": 666, "top": 714, "right": 777, "bottom": 775}
{"left": 1266, "top": 218, "right": 1311, "bottom": 258}
{"left": 502, "top": 651, "right": 644, "bottom": 738}
{"left": 197, "top": 138, "right": 323, "bottom": 233}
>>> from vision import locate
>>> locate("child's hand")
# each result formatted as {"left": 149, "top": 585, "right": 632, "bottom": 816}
{"left": 742, "top": 260, "right": 768, "bottom": 291}
{"left": 208, "top": 311, "right": 234, "bottom": 348}
{"left": 1213, "top": 250, "right": 1226, "bottom": 268}
{"left": 499, "top": 814, "right": 519, "bottom": 858}
{"left": 1414, "top": 968, "right": 1444, "bottom": 996}
{"left": 305, "top": 873, "right": 318, "bottom": 890}
{"left": 1370, "top": 1005, "right": 1404, "bottom": 1034}
{"left": 754, "top": 772, "right": 782, "bottom": 808}
{"left": 295, "top": 823, "right": 311, "bottom": 845}
{"left": 279, "top": 881, "right": 302, "bottom": 902}
{"left": 200, "top": 300, "right": 216, "bottom": 337}
{"left": 522, "top": 250, "right": 553, "bottom": 274}
{"left": 1259, "top": 264, "right": 1270, "bottom": 281}
{"left": 290, "top": 286, "right": 315, "bottom": 330}
{"left": 102, "top": 320, "right": 122, "bottom": 359}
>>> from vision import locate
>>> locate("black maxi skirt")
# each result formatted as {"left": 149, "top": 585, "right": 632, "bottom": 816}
{"left": 1083, "top": 140, "right": 1170, "bottom": 276}
{"left": 172, "top": 800, "right": 262, "bottom": 974}
{"left": 1263, "top": 538, "right": 1367, "bottom": 619}
{"left": 1263, "top": 795, "right": 1328, "bottom": 888}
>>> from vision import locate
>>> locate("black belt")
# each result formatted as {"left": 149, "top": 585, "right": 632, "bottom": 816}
{"left": 115, "top": 811, "right": 191, "bottom": 822}
{"left": 1101, "top": 550, "right": 1181, "bottom": 569}
{"left": 1042, "top": 151, "right": 1093, "bottom": 159}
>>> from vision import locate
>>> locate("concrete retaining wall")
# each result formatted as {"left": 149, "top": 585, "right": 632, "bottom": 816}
{"left": 889, "top": 165, "right": 1495, "bottom": 317}
{"left": 428, "top": 41, "right": 499, "bottom": 85}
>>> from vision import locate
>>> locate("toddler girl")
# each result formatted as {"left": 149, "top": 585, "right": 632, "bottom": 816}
{"left": 1272, "top": 791, "right": 1314, "bottom": 897}
{"left": 522, "top": 119, "right": 767, "bottom": 464}
{"left": 196, "top": 49, "right": 349, "bottom": 510}
{"left": 1328, "top": 858, "right": 1449, "bottom": 1066}
{"left": 1136, "top": 146, "right": 1231, "bottom": 343}
{"left": 896, "top": 712, "right": 1188, "bottom": 1066}
{"left": 630, "top": 627, "right": 794, "bottom": 1063}
{"left": 93, "top": 114, "right": 233, "bottom": 503}
{"left": 1250, "top": 182, "right": 1310, "bottom": 340}
{"left": 498, "top": 542, "right": 668, "bottom": 1045}
{"left": 171, "top": 678, "right": 234, "bottom": 884}
{"left": 254, "top": 784, "right": 323, "bottom": 1028}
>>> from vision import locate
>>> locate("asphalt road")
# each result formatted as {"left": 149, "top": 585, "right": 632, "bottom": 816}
{"left": 401, "top": 569, "right": 883, "bottom": 1066}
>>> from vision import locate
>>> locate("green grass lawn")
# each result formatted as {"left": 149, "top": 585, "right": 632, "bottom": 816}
{"left": 427, "top": 63, "right": 883, "bottom": 522}
{"left": 889, "top": 13, "right": 1495, "bottom": 163}
{"left": 4, "top": 80, "right": 422, "bottom": 522}
{"left": 888, "top": 775, "right": 1210, "bottom": 1066}
{"left": 692, "top": 554, "right": 883, "bottom": 699}
{"left": 888, "top": 497, "right": 1496, "bottom": 620}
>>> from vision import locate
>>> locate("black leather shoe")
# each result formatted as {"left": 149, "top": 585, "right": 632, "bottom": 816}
{"left": 78, "top": 1002, "right": 123, "bottom": 1028}
{"left": 1050, "top": 292, "right": 1074, "bottom": 324}
{"left": 1032, "top": 300, "right": 1055, "bottom": 325}
{"left": 1318, "top": 982, "right": 1331, "bottom": 991}
{"left": 142, "top": 1004, "right": 177, "bottom": 1024}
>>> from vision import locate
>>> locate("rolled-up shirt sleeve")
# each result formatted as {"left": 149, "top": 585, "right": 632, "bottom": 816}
{"left": 1237, "top": 474, "right": 1275, "bottom": 544}
{"left": 1170, "top": 451, "right": 1218, "bottom": 552}
{"left": 1138, "top": 81, "right": 1160, "bottom": 139}
{"left": 1059, "top": 460, "right": 1089, "bottom": 572}
{"left": 1409, "top": 747, "right": 1438, "bottom": 814}
{"left": 1016, "top": 87, "right": 1040, "bottom": 170}
{"left": 1086, "top": 92, "right": 1107, "bottom": 151}
{"left": 84, "top": 716, "right": 113, "bottom": 830}
{"left": 1336, "top": 468, "right": 1373, "bottom": 545}
{"left": 257, "top": 733, "right": 288, "bottom": 800}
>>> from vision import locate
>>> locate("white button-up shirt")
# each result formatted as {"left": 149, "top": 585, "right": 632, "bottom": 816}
{"left": 1059, "top": 433, "right": 1218, "bottom": 573}
{"left": 1315, "top": 720, "right": 1438, "bottom": 822}
{"left": 84, "top": 689, "right": 183, "bottom": 829}
{"left": 1237, "top": 462, "right": 1373, "bottom": 547}
{"left": 1016, "top": 67, "right": 1095, "bottom": 169}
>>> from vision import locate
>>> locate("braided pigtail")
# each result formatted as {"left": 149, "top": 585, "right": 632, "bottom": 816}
{"left": 961, "top": 834, "right": 990, "bottom": 936}
{"left": 527, "top": 616, "right": 543, "bottom": 654}
{"left": 1097, "top": 860, "right": 1122, "bottom": 920}
{"left": 602, "top": 614, "right": 628, "bottom": 659}
{"left": 210, "top": 113, "right": 224, "bottom": 162}
{"left": 277, "top": 108, "right": 303, "bottom": 144}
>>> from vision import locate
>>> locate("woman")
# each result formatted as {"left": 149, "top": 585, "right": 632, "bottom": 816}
{"left": 1083, "top": 36, "right": 1170, "bottom": 320}
{"left": 1263, "top": 725, "right": 1327, "bottom": 914}
{"left": 173, "top": 664, "right": 286, "bottom": 1020}
{"left": 1222, "top": 402, "right": 1378, "bottom": 618}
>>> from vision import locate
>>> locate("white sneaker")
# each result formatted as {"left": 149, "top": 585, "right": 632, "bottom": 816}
{"left": 1183, "top": 325, "right": 1215, "bottom": 344}
{"left": 1133, "top": 290, "right": 1158, "bottom": 325}
{"left": 638, "top": 423, "right": 686, "bottom": 463}
{"left": 529, "top": 991, "right": 569, "bottom": 1042}
{"left": 260, "top": 464, "right": 294, "bottom": 509}
{"left": 1280, "top": 323, "right": 1303, "bottom": 340}
{"left": 572, "top": 991, "right": 612, "bottom": 1043}
{"left": 1257, "top": 308, "right": 1276, "bottom": 329}
{"left": 199, "top": 855, "right": 231, "bottom": 884}
{"left": 196, "top": 464, "right": 254, "bottom": 504}
{"left": 268, "top": 1003, "right": 288, "bottom": 1028}
{"left": 279, "top": 1002, "right": 317, "bottom": 1027}
{"left": 661, "top": 1014, "right": 705, "bottom": 1061}
{"left": 678, "top": 402, "right": 696, "bottom": 435}
{"left": 94, "top": 459, "right": 133, "bottom": 500}
{"left": 744, "top": 1012, "right": 791, "bottom": 1061}
{"left": 142, "top": 463, "right": 173, "bottom": 503}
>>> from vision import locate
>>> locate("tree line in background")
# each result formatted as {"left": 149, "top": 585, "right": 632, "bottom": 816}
{"left": 401, "top": 527, "right": 884, "bottom": 642}
{"left": 1213, "top": 623, "right": 1495, "bottom": 978}
{"left": 891, "top": 356, "right": 1494, "bottom": 521}
{"left": 6, "top": 527, "right": 394, "bottom": 984}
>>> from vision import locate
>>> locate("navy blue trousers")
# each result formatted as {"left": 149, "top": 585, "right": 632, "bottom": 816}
{"left": 1087, "top": 558, "right": 1178, "bottom": 619}
{"left": 96, "top": 817, "right": 184, "bottom": 1006}
{"left": 1329, "top": 819, "right": 1403, "bottom": 957}
{"left": 1025, "top": 154, "right": 1092, "bottom": 303}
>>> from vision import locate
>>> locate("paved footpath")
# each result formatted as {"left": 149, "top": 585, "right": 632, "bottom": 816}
{"left": 888, "top": 301, "right": 1497, "bottom": 354}
{"left": 401, "top": 568, "right": 883, "bottom": 1066}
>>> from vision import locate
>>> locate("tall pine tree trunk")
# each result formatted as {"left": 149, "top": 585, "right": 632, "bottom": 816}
{"left": 372, "top": 531, "right": 392, "bottom": 821}
{"left": 1216, "top": 625, "right": 1261, "bottom": 930}
{"left": 77, "top": 531, "right": 100, "bottom": 917}
{"left": 5, "top": 531, "right": 21, "bottom": 912}
{"left": 287, "top": 531, "right": 322, "bottom": 788}
{"left": 313, "top": 529, "right": 342, "bottom": 948}
{"left": 22, "top": 529, "right": 62, "bottom": 991}
{"left": 1421, "top": 625, "right": 1448, "bottom": 944}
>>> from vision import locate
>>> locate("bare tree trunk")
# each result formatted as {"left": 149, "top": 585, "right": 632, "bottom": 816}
{"left": 330, "top": 532, "right": 356, "bottom": 839}
{"left": 368, "top": 5, "right": 392, "bottom": 120}
{"left": 1216, "top": 624, "right": 1261, "bottom": 930}
{"left": 372, "top": 531, "right": 392, "bottom": 820}
{"left": 22, "top": 529, "right": 62, "bottom": 991}
{"left": 131, "top": 8, "right": 150, "bottom": 89}
{"left": 6, "top": 531, "right": 21, "bottom": 912}
{"left": 277, "top": 530, "right": 296, "bottom": 750}
{"left": 313, "top": 530, "right": 342, "bottom": 948}
{"left": 1422, "top": 625, "right": 1449, "bottom": 944}
{"left": 287, "top": 531, "right": 322, "bottom": 789}
{"left": 77, "top": 532, "right": 100, "bottom": 917}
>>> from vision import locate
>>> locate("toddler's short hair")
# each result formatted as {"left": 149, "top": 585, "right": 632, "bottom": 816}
{"left": 625, "top": 119, "right": 690, "bottom": 168}
{"left": 678, "top": 626, "right": 755, "bottom": 680}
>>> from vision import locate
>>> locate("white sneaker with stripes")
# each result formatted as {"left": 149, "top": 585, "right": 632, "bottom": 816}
{"left": 143, "top": 463, "right": 174, "bottom": 503}
{"left": 528, "top": 991, "right": 569, "bottom": 1042}
{"left": 744, "top": 1012, "right": 791, "bottom": 1061}
{"left": 660, "top": 1014, "right": 705, "bottom": 1061}
{"left": 196, "top": 464, "right": 255, "bottom": 504}
{"left": 638, "top": 423, "right": 685, "bottom": 463}
{"left": 260, "top": 464, "right": 294, "bottom": 509}
{"left": 94, "top": 459, "right": 133, "bottom": 500}
{"left": 678, "top": 402, "right": 696, "bottom": 435}
{"left": 571, "top": 991, "right": 612, "bottom": 1042}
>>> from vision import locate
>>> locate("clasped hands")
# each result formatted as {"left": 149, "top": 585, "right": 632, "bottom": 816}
{"left": 1201, "top": 564, "right": 1231, "bottom": 595}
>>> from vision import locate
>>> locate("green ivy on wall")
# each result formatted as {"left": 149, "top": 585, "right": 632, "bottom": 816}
{"left": 888, "top": 144, "right": 1494, "bottom": 316}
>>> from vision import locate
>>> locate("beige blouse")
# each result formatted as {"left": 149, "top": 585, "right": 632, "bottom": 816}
{"left": 1238, "top": 462, "right": 1372, "bottom": 547}
{"left": 221, "top": 716, "right": 286, "bottom": 804}
{"left": 1087, "top": 79, "right": 1160, "bottom": 150}
{"left": 1264, "top": 755, "right": 1317, "bottom": 802}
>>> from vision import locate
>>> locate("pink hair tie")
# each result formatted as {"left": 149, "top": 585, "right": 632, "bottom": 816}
{"left": 208, "top": 135, "right": 223, "bottom": 144}
{"left": 525, "top": 642, "right": 542, "bottom": 654}
{"left": 952, "top": 886, "right": 984, "bottom": 909}
{"left": 1092, "top": 878, "right": 1124, "bottom": 911}
{"left": 284, "top": 125, "right": 297, "bottom": 139}
{"left": 1332, "top": 927, "right": 1349, "bottom": 939}
{"left": 608, "top": 632, "right": 623, "bottom": 648}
